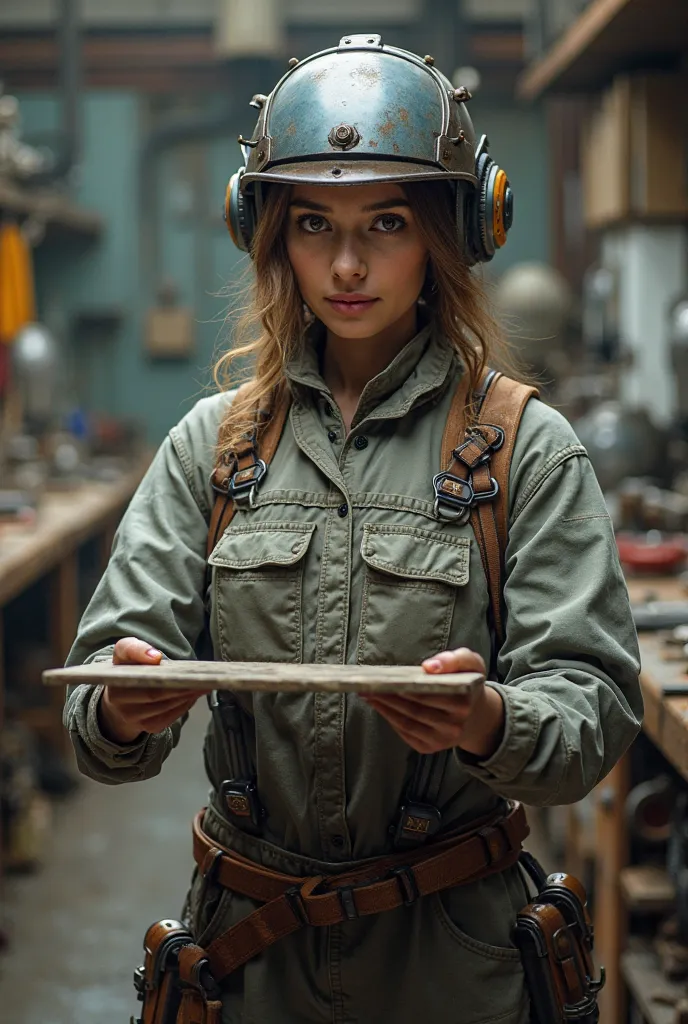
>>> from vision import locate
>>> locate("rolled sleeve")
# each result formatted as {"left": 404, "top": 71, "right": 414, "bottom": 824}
{"left": 456, "top": 402, "right": 642, "bottom": 805}
{"left": 63, "top": 393, "right": 229, "bottom": 784}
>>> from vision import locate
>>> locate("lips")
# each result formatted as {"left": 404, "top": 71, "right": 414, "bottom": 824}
{"left": 325, "top": 294, "right": 380, "bottom": 316}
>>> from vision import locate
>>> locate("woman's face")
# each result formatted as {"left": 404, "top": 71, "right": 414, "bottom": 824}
{"left": 284, "top": 182, "right": 429, "bottom": 340}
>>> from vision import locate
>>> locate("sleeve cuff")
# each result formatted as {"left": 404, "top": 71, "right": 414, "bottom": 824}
{"left": 87, "top": 685, "right": 151, "bottom": 761}
{"left": 454, "top": 682, "right": 542, "bottom": 783}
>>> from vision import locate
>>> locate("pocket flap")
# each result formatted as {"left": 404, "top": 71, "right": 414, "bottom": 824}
{"left": 208, "top": 522, "right": 316, "bottom": 570}
{"left": 361, "top": 524, "right": 470, "bottom": 586}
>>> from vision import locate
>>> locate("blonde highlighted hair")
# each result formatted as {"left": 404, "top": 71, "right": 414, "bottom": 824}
{"left": 213, "top": 181, "right": 520, "bottom": 461}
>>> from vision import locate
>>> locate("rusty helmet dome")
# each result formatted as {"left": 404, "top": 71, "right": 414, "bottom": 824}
{"left": 239, "top": 33, "right": 477, "bottom": 191}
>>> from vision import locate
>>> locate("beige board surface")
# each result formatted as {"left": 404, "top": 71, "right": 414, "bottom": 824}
{"left": 43, "top": 661, "right": 483, "bottom": 696}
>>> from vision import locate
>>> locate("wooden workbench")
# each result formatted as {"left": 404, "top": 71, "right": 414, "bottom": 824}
{"left": 0, "top": 459, "right": 149, "bottom": 754}
{"left": 587, "top": 575, "right": 688, "bottom": 1023}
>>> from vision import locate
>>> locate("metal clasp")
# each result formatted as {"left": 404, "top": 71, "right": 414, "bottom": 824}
{"left": 390, "top": 865, "right": 420, "bottom": 906}
{"left": 432, "top": 472, "right": 473, "bottom": 523}
{"left": 285, "top": 885, "right": 309, "bottom": 926}
{"left": 337, "top": 885, "right": 359, "bottom": 921}
{"left": 392, "top": 802, "right": 442, "bottom": 848}
{"left": 228, "top": 459, "right": 267, "bottom": 499}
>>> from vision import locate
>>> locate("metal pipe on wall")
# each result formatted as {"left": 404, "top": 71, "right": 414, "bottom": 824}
{"left": 30, "top": 0, "right": 82, "bottom": 184}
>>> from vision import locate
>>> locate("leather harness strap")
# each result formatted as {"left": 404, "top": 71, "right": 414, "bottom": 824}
{"left": 438, "top": 370, "right": 538, "bottom": 646}
{"left": 192, "top": 802, "right": 529, "bottom": 982}
{"left": 207, "top": 381, "right": 292, "bottom": 559}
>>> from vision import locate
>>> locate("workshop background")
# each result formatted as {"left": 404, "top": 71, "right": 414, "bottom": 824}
{"left": 0, "top": 1, "right": 686, "bottom": 1022}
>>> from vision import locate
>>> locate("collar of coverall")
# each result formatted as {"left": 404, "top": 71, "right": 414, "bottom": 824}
{"left": 283, "top": 313, "right": 459, "bottom": 428}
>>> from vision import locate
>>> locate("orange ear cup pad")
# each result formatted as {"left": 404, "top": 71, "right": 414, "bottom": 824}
{"left": 493, "top": 168, "right": 508, "bottom": 249}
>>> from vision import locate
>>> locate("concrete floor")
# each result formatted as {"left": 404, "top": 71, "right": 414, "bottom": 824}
{"left": 0, "top": 704, "right": 554, "bottom": 1024}
{"left": 0, "top": 703, "right": 210, "bottom": 1024}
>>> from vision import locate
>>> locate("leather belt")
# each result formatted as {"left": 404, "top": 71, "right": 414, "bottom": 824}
{"left": 191, "top": 801, "right": 529, "bottom": 983}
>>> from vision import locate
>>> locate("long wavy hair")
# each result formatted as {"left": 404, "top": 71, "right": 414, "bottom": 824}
{"left": 213, "top": 180, "right": 521, "bottom": 460}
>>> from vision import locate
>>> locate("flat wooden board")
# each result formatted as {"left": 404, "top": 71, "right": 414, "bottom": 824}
{"left": 43, "top": 661, "right": 484, "bottom": 696}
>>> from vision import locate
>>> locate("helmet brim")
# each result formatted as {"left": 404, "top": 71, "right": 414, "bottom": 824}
{"left": 241, "top": 159, "right": 477, "bottom": 191}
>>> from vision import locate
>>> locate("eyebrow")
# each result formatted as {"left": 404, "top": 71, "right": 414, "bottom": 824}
{"left": 289, "top": 197, "right": 411, "bottom": 213}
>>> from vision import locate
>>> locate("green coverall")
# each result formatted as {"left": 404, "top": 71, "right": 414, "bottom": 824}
{"left": 64, "top": 322, "right": 643, "bottom": 1024}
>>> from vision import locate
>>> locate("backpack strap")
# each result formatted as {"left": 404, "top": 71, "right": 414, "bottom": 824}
{"left": 207, "top": 381, "right": 291, "bottom": 558}
{"left": 438, "top": 369, "right": 539, "bottom": 647}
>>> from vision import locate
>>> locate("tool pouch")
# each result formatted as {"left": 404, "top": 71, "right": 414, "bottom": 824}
{"left": 131, "top": 920, "right": 222, "bottom": 1024}
{"left": 514, "top": 856, "right": 605, "bottom": 1024}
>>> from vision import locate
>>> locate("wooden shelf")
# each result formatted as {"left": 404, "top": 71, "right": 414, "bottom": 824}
{"left": 621, "top": 939, "right": 687, "bottom": 1024}
{"left": 518, "top": 0, "right": 688, "bottom": 100}
{"left": 0, "top": 178, "right": 103, "bottom": 241}
{"left": 620, "top": 866, "right": 675, "bottom": 914}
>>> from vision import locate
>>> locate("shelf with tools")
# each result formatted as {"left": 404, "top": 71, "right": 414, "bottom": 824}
{"left": 0, "top": 178, "right": 103, "bottom": 241}
{"left": 517, "top": 0, "right": 688, "bottom": 101}
{"left": 621, "top": 938, "right": 688, "bottom": 1024}
{"left": 629, "top": 578, "right": 688, "bottom": 784}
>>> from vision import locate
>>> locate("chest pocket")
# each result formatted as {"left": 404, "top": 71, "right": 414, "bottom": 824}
{"left": 357, "top": 523, "right": 470, "bottom": 666}
{"left": 209, "top": 522, "right": 316, "bottom": 663}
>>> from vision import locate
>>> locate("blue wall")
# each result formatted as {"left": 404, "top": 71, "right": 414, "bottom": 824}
{"left": 17, "top": 89, "right": 549, "bottom": 443}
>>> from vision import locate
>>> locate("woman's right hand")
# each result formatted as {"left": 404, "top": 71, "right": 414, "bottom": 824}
{"left": 98, "top": 636, "right": 207, "bottom": 744}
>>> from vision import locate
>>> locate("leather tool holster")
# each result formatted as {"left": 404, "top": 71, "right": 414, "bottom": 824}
{"left": 514, "top": 857, "right": 605, "bottom": 1024}
{"left": 132, "top": 801, "right": 528, "bottom": 1021}
{"left": 131, "top": 921, "right": 222, "bottom": 1024}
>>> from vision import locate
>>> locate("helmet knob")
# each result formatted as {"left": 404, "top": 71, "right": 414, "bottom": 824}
{"left": 328, "top": 123, "right": 361, "bottom": 151}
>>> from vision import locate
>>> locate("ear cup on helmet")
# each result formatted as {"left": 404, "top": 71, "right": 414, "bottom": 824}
{"left": 465, "top": 138, "right": 514, "bottom": 264}
{"left": 224, "top": 167, "right": 257, "bottom": 253}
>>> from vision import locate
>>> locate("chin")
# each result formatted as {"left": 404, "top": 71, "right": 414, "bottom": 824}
{"left": 318, "top": 314, "right": 395, "bottom": 340}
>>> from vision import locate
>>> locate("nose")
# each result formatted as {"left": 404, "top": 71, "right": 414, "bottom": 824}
{"left": 331, "top": 234, "right": 367, "bottom": 283}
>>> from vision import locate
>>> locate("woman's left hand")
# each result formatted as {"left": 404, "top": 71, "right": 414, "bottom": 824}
{"left": 362, "top": 647, "right": 505, "bottom": 758}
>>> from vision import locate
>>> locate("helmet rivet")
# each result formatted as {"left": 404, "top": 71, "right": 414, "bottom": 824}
{"left": 344, "top": 38, "right": 351, "bottom": 44}
{"left": 424, "top": 55, "right": 435, "bottom": 65}
{"left": 288, "top": 57, "right": 299, "bottom": 68}
{"left": 328, "top": 123, "right": 361, "bottom": 151}
{"left": 332, "top": 167, "right": 343, "bottom": 177}
{"left": 454, "top": 86, "right": 473, "bottom": 102}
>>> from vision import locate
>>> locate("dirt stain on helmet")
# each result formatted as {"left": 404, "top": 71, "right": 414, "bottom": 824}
{"left": 351, "top": 64, "right": 381, "bottom": 86}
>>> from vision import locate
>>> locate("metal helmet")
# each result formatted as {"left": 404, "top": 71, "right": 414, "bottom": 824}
{"left": 224, "top": 33, "right": 513, "bottom": 264}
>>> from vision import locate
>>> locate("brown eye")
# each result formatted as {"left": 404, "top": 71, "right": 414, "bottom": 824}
{"left": 298, "top": 214, "right": 329, "bottom": 233}
{"left": 374, "top": 213, "right": 406, "bottom": 233}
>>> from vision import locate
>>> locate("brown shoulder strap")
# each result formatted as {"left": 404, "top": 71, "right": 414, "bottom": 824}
{"left": 440, "top": 370, "right": 538, "bottom": 647}
{"left": 207, "top": 381, "right": 291, "bottom": 558}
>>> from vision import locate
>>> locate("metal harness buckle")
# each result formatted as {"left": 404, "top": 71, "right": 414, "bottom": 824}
{"left": 228, "top": 459, "right": 267, "bottom": 501}
{"left": 433, "top": 423, "right": 505, "bottom": 522}
{"left": 392, "top": 802, "right": 442, "bottom": 848}
{"left": 220, "top": 778, "right": 265, "bottom": 830}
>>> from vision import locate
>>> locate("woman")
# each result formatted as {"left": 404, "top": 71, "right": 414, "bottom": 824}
{"left": 64, "top": 36, "right": 642, "bottom": 1024}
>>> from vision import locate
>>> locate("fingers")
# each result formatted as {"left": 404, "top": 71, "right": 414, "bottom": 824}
{"left": 366, "top": 691, "right": 470, "bottom": 720}
{"left": 105, "top": 686, "right": 205, "bottom": 706}
{"left": 136, "top": 694, "right": 200, "bottom": 732}
{"left": 366, "top": 697, "right": 446, "bottom": 754}
{"left": 422, "top": 647, "right": 486, "bottom": 675}
{"left": 113, "top": 637, "right": 163, "bottom": 665}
